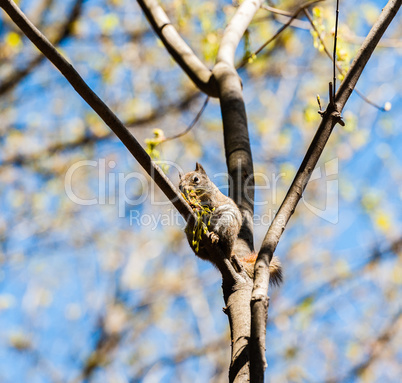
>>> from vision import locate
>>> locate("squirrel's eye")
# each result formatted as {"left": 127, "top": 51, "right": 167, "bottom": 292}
{"left": 193, "top": 176, "right": 199, "bottom": 183}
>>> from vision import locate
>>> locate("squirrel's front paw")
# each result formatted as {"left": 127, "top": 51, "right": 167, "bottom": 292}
{"left": 208, "top": 231, "right": 219, "bottom": 244}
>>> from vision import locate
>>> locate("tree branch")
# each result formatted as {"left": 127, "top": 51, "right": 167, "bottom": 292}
{"left": 162, "top": 96, "right": 209, "bottom": 142}
{"left": 206, "top": 2, "right": 266, "bottom": 381}
{"left": 335, "top": 0, "right": 401, "bottom": 107}
{"left": 217, "top": 0, "right": 263, "bottom": 67}
{"left": 0, "top": 1, "right": 236, "bottom": 303}
{"left": 238, "top": 0, "right": 324, "bottom": 69}
{"left": 0, "top": 0, "right": 195, "bottom": 223}
{"left": 214, "top": 0, "right": 264, "bottom": 255}
{"left": 303, "top": 9, "right": 389, "bottom": 111}
{"left": 136, "top": 0, "right": 219, "bottom": 97}
{"left": 250, "top": 0, "right": 402, "bottom": 380}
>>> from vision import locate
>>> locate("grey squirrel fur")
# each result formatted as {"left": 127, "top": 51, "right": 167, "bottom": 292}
{"left": 179, "top": 163, "right": 282, "bottom": 286}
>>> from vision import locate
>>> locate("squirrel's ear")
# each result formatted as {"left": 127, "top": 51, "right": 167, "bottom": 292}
{"left": 178, "top": 170, "right": 183, "bottom": 180}
{"left": 195, "top": 162, "right": 206, "bottom": 174}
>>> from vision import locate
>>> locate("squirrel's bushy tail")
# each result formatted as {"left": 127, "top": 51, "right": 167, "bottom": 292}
{"left": 239, "top": 253, "right": 283, "bottom": 286}
{"left": 268, "top": 256, "right": 283, "bottom": 287}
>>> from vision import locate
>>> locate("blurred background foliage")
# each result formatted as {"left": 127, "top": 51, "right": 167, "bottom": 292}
{"left": 0, "top": 0, "right": 401, "bottom": 382}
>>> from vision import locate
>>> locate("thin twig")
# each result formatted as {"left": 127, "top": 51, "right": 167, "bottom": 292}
{"left": 237, "top": 0, "right": 324, "bottom": 69}
{"left": 255, "top": 9, "right": 311, "bottom": 30}
{"left": 162, "top": 96, "right": 209, "bottom": 142}
{"left": 259, "top": 3, "right": 390, "bottom": 111}
{"left": 353, "top": 88, "right": 390, "bottom": 111}
{"left": 333, "top": 0, "right": 340, "bottom": 100}
{"left": 262, "top": 3, "right": 402, "bottom": 48}
{"left": 261, "top": 4, "right": 293, "bottom": 17}
{"left": 303, "top": 9, "right": 389, "bottom": 111}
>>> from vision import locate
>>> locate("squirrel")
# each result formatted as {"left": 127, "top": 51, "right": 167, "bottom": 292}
{"left": 179, "top": 163, "right": 282, "bottom": 286}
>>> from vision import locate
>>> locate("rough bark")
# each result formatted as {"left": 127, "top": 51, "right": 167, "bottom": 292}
{"left": 212, "top": 2, "right": 264, "bottom": 381}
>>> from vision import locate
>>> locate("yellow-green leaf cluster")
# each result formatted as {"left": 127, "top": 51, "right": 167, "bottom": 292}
{"left": 144, "top": 129, "right": 169, "bottom": 173}
{"left": 182, "top": 189, "right": 214, "bottom": 253}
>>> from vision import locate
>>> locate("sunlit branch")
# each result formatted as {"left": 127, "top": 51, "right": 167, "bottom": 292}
{"left": 217, "top": 0, "right": 264, "bottom": 67}
{"left": 136, "top": 0, "right": 218, "bottom": 97}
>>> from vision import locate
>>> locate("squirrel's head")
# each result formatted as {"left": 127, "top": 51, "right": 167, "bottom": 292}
{"left": 179, "top": 163, "right": 212, "bottom": 200}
